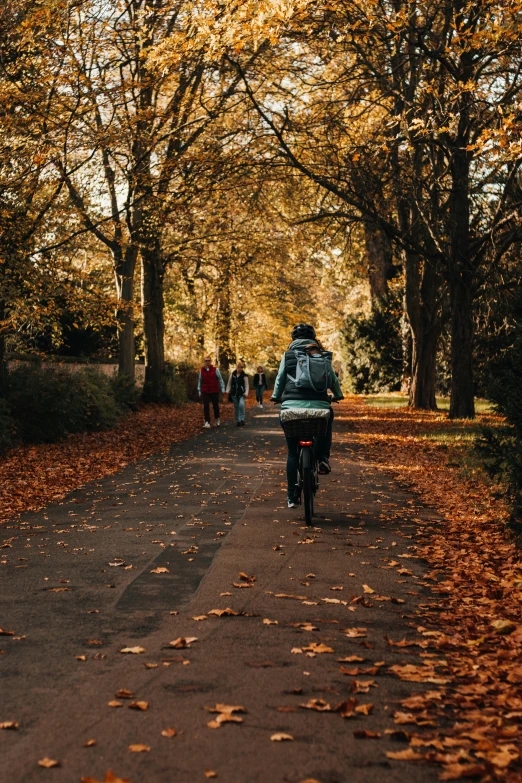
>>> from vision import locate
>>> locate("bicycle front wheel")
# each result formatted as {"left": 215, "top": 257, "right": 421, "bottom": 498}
{"left": 303, "top": 466, "right": 314, "bottom": 526}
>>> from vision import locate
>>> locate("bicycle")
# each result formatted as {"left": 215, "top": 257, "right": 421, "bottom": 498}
{"left": 280, "top": 410, "right": 331, "bottom": 526}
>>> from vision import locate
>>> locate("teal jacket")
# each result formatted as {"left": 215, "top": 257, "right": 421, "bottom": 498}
{"left": 271, "top": 339, "right": 343, "bottom": 410}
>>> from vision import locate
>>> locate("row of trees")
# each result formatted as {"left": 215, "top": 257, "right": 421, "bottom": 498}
{"left": 1, "top": 0, "right": 521, "bottom": 417}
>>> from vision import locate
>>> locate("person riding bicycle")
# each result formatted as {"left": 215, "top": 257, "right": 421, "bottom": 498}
{"left": 271, "top": 323, "right": 343, "bottom": 508}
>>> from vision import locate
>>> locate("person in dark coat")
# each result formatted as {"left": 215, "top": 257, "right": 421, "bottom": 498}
{"left": 253, "top": 365, "right": 267, "bottom": 408}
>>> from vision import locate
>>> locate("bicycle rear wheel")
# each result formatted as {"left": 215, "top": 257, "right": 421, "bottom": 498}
{"left": 303, "top": 466, "right": 314, "bottom": 526}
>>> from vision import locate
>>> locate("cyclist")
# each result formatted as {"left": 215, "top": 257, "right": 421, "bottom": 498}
{"left": 271, "top": 324, "right": 343, "bottom": 508}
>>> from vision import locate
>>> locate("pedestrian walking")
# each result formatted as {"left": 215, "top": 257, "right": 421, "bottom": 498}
{"left": 226, "top": 361, "right": 249, "bottom": 427}
{"left": 253, "top": 365, "right": 267, "bottom": 408}
{"left": 198, "top": 356, "right": 225, "bottom": 428}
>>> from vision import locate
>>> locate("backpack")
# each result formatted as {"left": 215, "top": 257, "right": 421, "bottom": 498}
{"left": 288, "top": 344, "right": 333, "bottom": 393}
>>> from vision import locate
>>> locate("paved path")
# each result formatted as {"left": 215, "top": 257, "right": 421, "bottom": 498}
{"left": 0, "top": 404, "right": 442, "bottom": 782}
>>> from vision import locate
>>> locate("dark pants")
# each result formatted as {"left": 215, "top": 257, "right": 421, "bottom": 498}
{"left": 282, "top": 409, "right": 334, "bottom": 499}
{"left": 255, "top": 385, "right": 266, "bottom": 404}
{"left": 202, "top": 392, "right": 220, "bottom": 423}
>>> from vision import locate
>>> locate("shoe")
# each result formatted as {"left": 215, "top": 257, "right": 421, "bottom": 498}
{"left": 260, "top": 404, "right": 263, "bottom": 409}
{"left": 216, "top": 419, "right": 220, "bottom": 427}
{"left": 318, "top": 458, "right": 331, "bottom": 474}
{"left": 203, "top": 421, "right": 211, "bottom": 429}
{"left": 287, "top": 499, "right": 298, "bottom": 508}
{"left": 240, "top": 421, "right": 245, "bottom": 426}
{"left": 236, "top": 422, "right": 241, "bottom": 427}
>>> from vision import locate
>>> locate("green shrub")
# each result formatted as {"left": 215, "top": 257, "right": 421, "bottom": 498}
{"left": 478, "top": 292, "right": 522, "bottom": 534}
{"left": 7, "top": 364, "right": 122, "bottom": 443}
{"left": 342, "top": 296, "right": 403, "bottom": 394}
{"left": 0, "top": 397, "right": 14, "bottom": 453}
{"left": 111, "top": 373, "right": 139, "bottom": 410}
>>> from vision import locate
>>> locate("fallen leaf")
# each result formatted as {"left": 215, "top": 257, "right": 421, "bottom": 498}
{"left": 0, "top": 721, "right": 18, "bottom": 730}
{"left": 150, "top": 567, "right": 169, "bottom": 574}
{"left": 386, "top": 749, "right": 423, "bottom": 760}
{"left": 271, "top": 733, "right": 294, "bottom": 741}
{"left": 128, "top": 744, "right": 150, "bottom": 753}
{"left": 263, "top": 618, "right": 278, "bottom": 625}
{"left": 302, "top": 643, "right": 333, "bottom": 654}
{"left": 490, "top": 619, "right": 517, "bottom": 635}
{"left": 438, "top": 764, "right": 487, "bottom": 780}
{"left": 108, "top": 701, "right": 123, "bottom": 708}
{"left": 161, "top": 728, "right": 176, "bottom": 737}
{"left": 208, "top": 608, "right": 238, "bottom": 617}
{"left": 38, "top": 758, "right": 60, "bottom": 768}
{"left": 119, "top": 646, "right": 145, "bottom": 655}
{"left": 115, "top": 689, "right": 134, "bottom": 699}
{"left": 81, "top": 769, "right": 132, "bottom": 782}
{"left": 335, "top": 698, "right": 358, "bottom": 718}
{"left": 204, "top": 772, "right": 217, "bottom": 779}
{"left": 355, "top": 703, "right": 374, "bottom": 715}
{"left": 83, "top": 739, "right": 96, "bottom": 747}
{"left": 362, "top": 584, "right": 375, "bottom": 594}
{"left": 300, "top": 699, "right": 331, "bottom": 712}
{"left": 191, "top": 616, "right": 207, "bottom": 621}
{"left": 128, "top": 701, "right": 148, "bottom": 711}
{"left": 169, "top": 637, "right": 197, "bottom": 649}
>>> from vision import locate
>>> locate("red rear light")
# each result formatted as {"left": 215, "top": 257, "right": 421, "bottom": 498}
{"left": 299, "top": 440, "right": 313, "bottom": 446}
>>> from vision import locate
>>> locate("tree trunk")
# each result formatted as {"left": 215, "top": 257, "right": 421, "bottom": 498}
{"left": 216, "top": 260, "right": 234, "bottom": 370}
{"left": 364, "top": 216, "right": 395, "bottom": 310}
{"left": 403, "top": 248, "right": 441, "bottom": 410}
{"left": 114, "top": 247, "right": 137, "bottom": 382}
{"left": 449, "top": 273, "right": 475, "bottom": 418}
{"left": 448, "top": 145, "right": 475, "bottom": 419}
{"left": 410, "top": 326, "right": 438, "bottom": 408}
{"left": 141, "top": 247, "right": 166, "bottom": 402}
{"left": 0, "top": 307, "right": 7, "bottom": 398}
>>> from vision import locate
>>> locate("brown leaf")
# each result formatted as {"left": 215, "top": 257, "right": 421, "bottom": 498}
{"left": 38, "top": 758, "right": 60, "bottom": 768}
{"left": 335, "top": 698, "right": 358, "bottom": 718}
{"left": 0, "top": 721, "right": 18, "bottom": 730}
{"left": 263, "top": 618, "right": 278, "bottom": 625}
{"left": 274, "top": 593, "right": 307, "bottom": 601}
{"left": 343, "top": 627, "right": 367, "bottom": 638}
{"left": 438, "top": 764, "right": 487, "bottom": 780}
{"left": 204, "top": 772, "right": 217, "bottom": 779}
{"left": 81, "top": 769, "right": 132, "bottom": 783}
{"left": 114, "top": 689, "right": 134, "bottom": 699}
{"left": 161, "top": 728, "right": 176, "bottom": 737}
{"left": 150, "top": 567, "right": 169, "bottom": 574}
{"left": 355, "top": 703, "right": 374, "bottom": 715}
{"left": 169, "top": 637, "right": 197, "bottom": 649}
{"left": 270, "top": 733, "right": 294, "bottom": 741}
{"left": 362, "top": 584, "right": 375, "bottom": 594}
{"left": 128, "top": 744, "right": 150, "bottom": 753}
{"left": 128, "top": 701, "right": 148, "bottom": 711}
{"left": 108, "top": 701, "right": 123, "bottom": 708}
{"left": 302, "top": 643, "right": 334, "bottom": 654}
{"left": 207, "top": 714, "right": 243, "bottom": 728}
{"left": 191, "top": 616, "right": 208, "bottom": 621}
{"left": 208, "top": 608, "right": 239, "bottom": 617}
{"left": 386, "top": 749, "right": 423, "bottom": 760}
{"left": 119, "top": 646, "right": 145, "bottom": 654}
{"left": 299, "top": 699, "right": 332, "bottom": 712}
{"left": 205, "top": 704, "right": 246, "bottom": 715}
{"left": 490, "top": 619, "right": 517, "bottom": 635}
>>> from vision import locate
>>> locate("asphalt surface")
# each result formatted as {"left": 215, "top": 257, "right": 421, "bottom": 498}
{"left": 0, "top": 404, "right": 444, "bottom": 783}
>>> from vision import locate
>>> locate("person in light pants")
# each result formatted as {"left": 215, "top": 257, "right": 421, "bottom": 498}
{"left": 226, "top": 362, "right": 249, "bottom": 427}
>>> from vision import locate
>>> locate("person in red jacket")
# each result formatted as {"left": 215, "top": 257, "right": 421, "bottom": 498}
{"left": 198, "top": 356, "right": 225, "bottom": 428}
